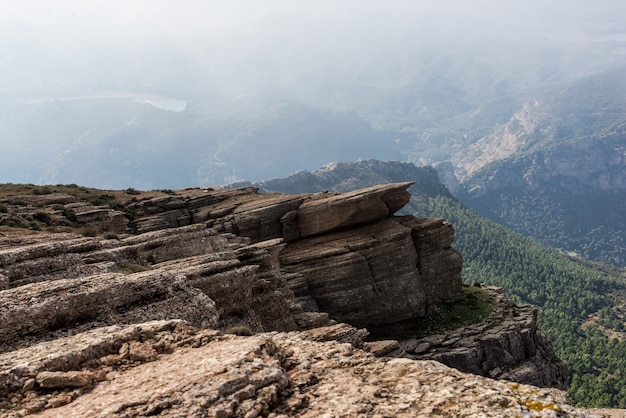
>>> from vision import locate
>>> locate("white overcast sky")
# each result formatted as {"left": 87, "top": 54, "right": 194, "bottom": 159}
{"left": 1, "top": 0, "right": 625, "bottom": 97}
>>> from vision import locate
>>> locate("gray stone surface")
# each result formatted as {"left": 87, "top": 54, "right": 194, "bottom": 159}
{"left": 0, "top": 183, "right": 575, "bottom": 416}
{"left": 0, "top": 323, "right": 595, "bottom": 418}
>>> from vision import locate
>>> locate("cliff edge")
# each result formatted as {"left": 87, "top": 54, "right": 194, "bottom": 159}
{"left": 0, "top": 183, "right": 576, "bottom": 416}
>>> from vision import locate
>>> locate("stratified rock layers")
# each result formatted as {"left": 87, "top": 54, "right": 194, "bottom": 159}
{"left": 280, "top": 218, "right": 427, "bottom": 327}
{"left": 0, "top": 182, "right": 572, "bottom": 416}
{"left": 0, "top": 183, "right": 461, "bottom": 334}
{"left": 0, "top": 322, "right": 590, "bottom": 418}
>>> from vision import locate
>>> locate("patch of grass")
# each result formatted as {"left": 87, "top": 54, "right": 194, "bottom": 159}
{"left": 322, "top": 332, "right": 334, "bottom": 341}
{"left": 0, "top": 214, "right": 31, "bottom": 229}
{"left": 79, "top": 225, "right": 99, "bottom": 237}
{"left": 447, "top": 284, "right": 495, "bottom": 324}
{"left": 88, "top": 194, "right": 118, "bottom": 206}
{"left": 62, "top": 207, "right": 78, "bottom": 223}
{"left": 0, "top": 183, "right": 188, "bottom": 209}
{"left": 0, "top": 404, "right": 18, "bottom": 413}
{"left": 33, "top": 211, "right": 53, "bottom": 225}
{"left": 31, "top": 187, "right": 53, "bottom": 195}
{"left": 368, "top": 285, "right": 496, "bottom": 340}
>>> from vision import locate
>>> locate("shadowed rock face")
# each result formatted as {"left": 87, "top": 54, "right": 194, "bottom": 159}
{"left": 280, "top": 218, "right": 428, "bottom": 327}
{"left": 383, "top": 287, "right": 569, "bottom": 390}
{"left": 0, "top": 182, "right": 572, "bottom": 415}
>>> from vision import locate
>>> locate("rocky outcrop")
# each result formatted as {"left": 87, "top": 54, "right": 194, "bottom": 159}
{"left": 398, "top": 216, "right": 463, "bottom": 303}
{"left": 395, "top": 287, "right": 569, "bottom": 389}
{"left": 0, "top": 321, "right": 591, "bottom": 418}
{"left": 280, "top": 218, "right": 428, "bottom": 327}
{"left": 0, "top": 182, "right": 574, "bottom": 415}
{"left": 1, "top": 193, "right": 128, "bottom": 234}
{"left": 0, "top": 225, "right": 299, "bottom": 353}
{"left": 1, "top": 182, "right": 462, "bottom": 331}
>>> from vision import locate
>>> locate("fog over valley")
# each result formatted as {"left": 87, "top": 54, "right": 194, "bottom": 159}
{"left": 1, "top": 0, "right": 626, "bottom": 188}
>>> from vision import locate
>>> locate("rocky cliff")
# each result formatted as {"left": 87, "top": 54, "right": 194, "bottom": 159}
{"left": 0, "top": 183, "right": 580, "bottom": 416}
{"left": 0, "top": 183, "right": 461, "bottom": 336}
{"left": 370, "top": 287, "right": 568, "bottom": 389}
{"left": 443, "top": 69, "right": 626, "bottom": 267}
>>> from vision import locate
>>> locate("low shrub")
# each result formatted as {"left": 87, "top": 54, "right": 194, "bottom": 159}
{"left": 224, "top": 325, "right": 254, "bottom": 336}
{"left": 79, "top": 225, "right": 99, "bottom": 237}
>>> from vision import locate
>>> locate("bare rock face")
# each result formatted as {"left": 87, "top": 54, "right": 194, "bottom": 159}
{"left": 398, "top": 216, "right": 463, "bottom": 303}
{"left": 294, "top": 182, "right": 412, "bottom": 237}
{"left": 0, "top": 225, "right": 299, "bottom": 352}
{"left": 0, "top": 321, "right": 592, "bottom": 418}
{"left": 0, "top": 269, "right": 219, "bottom": 352}
{"left": 120, "top": 182, "right": 459, "bottom": 329}
{"left": 280, "top": 218, "right": 427, "bottom": 327}
{"left": 391, "top": 287, "right": 569, "bottom": 390}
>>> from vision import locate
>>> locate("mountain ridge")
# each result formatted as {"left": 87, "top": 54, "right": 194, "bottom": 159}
{"left": 450, "top": 67, "right": 626, "bottom": 266}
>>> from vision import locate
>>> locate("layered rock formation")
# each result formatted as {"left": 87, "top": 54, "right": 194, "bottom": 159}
{"left": 0, "top": 321, "right": 591, "bottom": 418}
{"left": 0, "top": 183, "right": 577, "bottom": 416}
{"left": 1, "top": 183, "right": 462, "bottom": 331}
{"left": 369, "top": 287, "right": 568, "bottom": 389}
{"left": 0, "top": 224, "right": 298, "bottom": 353}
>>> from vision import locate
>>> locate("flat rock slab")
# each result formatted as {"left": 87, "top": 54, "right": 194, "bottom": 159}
{"left": 3, "top": 322, "right": 592, "bottom": 418}
{"left": 296, "top": 182, "right": 413, "bottom": 237}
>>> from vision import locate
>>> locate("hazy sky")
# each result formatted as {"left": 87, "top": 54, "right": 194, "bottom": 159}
{"left": 2, "top": 0, "right": 625, "bottom": 98}
{"left": 1, "top": 1, "right": 626, "bottom": 188}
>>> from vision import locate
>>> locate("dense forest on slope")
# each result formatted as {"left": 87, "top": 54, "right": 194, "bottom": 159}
{"left": 463, "top": 184, "right": 625, "bottom": 267}
{"left": 415, "top": 195, "right": 626, "bottom": 407}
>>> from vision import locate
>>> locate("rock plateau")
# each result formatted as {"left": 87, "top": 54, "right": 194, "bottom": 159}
{"left": 0, "top": 183, "right": 589, "bottom": 417}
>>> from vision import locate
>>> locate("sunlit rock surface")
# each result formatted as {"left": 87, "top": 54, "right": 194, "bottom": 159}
{"left": 0, "top": 183, "right": 582, "bottom": 416}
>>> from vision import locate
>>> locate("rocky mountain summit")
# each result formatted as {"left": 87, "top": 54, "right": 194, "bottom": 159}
{"left": 0, "top": 183, "right": 594, "bottom": 416}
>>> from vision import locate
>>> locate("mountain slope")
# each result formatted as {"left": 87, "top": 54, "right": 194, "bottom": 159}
{"left": 0, "top": 97, "right": 399, "bottom": 189}
{"left": 453, "top": 66, "right": 626, "bottom": 180}
{"left": 417, "top": 195, "right": 626, "bottom": 407}
{"left": 459, "top": 134, "right": 625, "bottom": 266}
{"left": 256, "top": 159, "right": 451, "bottom": 204}
{"left": 450, "top": 67, "right": 626, "bottom": 267}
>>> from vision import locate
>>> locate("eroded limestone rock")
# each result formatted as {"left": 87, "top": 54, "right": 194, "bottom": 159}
{"left": 1, "top": 183, "right": 462, "bottom": 333}
{"left": 0, "top": 322, "right": 593, "bottom": 418}
{"left": 393, "top": 287, "right": 569, "bottom": 389}
{"left": 0, "top": 183, "right": 567, "bottom": 400}
{"left": 295, "top": 182, "right": 413, "bottom": 237}
{"left": 0, "top": 270, "right": 219, "bottom": 352}
{"left": 280, "top": 218, "right": 427, "bottom": 327}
